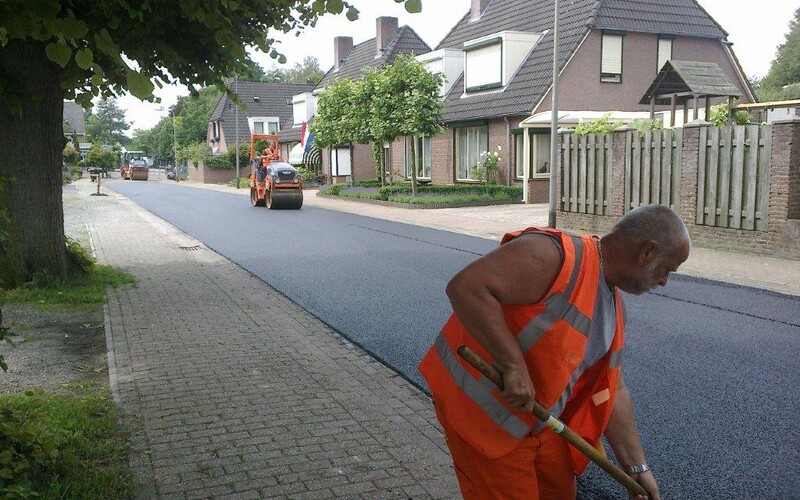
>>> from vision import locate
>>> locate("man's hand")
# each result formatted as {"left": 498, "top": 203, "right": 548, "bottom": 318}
{"left": 499, "top": 362, "right": 537, "bottom": 412}
{"left": 629, "top": 470, "right": 659, "bottom": 500}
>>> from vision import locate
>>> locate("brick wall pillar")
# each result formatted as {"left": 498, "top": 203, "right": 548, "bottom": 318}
{"left": 679, "top": 121, "right": 705, "bottom": 226}
{"left": 776, "top": 119, "right": 800, "bottom": 220}
{"left": 768, "top": 119, "right": 799, "bottom": 231}
{"left": 609, "top": 129, "right": 627, "bottom": 217}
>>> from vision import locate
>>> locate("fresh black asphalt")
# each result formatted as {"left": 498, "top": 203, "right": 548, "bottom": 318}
{"left": 109, "top": 181, "right": 800, "bottom": 498}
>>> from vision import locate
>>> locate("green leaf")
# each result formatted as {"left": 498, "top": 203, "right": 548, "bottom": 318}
{"left": 61, "top": 12, "right": 88, "bottom": 39}
{"left": 127, "top": 71, "right": 155, "bottom": 99}
{"left": 95, "top": 29, "right": 115, "bottom": 56}
{"left": 327, "top": 0, "right": 344, "bottom": 14}
{"left": 405, "top": 0, "right": 422, "bottom": 13}
{"left": 45, "top": 42, "right": 72, "bottom": 68}
{"left": 277, "top": 54, "right": 286, "bottom": 64}
{"left": 346, "top": 6, "right": 359, "bottom": 21}
{"left": 75, "top": 48, "right": 93, "bottom": 70}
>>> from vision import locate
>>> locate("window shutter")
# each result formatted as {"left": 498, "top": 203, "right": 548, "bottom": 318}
{"left": 657, "top": 38, "right": 672, "bottom": 72}
{"left": 601, "top": 34, "right": 623, "bottom": 75}
{"left": 465, "top": 43, "right": 502, "bottom": 90}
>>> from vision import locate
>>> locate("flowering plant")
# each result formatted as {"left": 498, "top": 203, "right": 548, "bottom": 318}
{"left": 473, "top": 145, "right": 502, "bottom": 185}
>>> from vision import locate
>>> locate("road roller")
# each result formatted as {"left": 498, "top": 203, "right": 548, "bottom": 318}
{"left": 248, "top": 134, "right": 304, "bottom": 209}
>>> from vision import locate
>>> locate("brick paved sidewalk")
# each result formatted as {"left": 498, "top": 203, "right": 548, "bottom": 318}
{"left": 72, "top": 183, "right": 459, "bottom": 499}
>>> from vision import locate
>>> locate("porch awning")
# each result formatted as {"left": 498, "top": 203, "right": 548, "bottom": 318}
{"left": 288, "top": 143, "right": 321, "bottom": 166}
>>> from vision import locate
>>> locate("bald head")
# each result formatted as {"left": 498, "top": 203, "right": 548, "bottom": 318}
{"left": 610, "top": 204, "right": 690, "bottom": 256}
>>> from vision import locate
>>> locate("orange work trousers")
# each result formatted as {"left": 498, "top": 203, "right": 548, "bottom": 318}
{"left": 435, "top": 398, "right": 577, "bottom": 500}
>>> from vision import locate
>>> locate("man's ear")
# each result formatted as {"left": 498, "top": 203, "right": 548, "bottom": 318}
{"left": 637, "top": 240, "right": 659, "bottom": 265}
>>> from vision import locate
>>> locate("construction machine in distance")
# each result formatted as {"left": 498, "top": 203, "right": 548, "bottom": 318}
{"left": 248, "top": 134, "right": 304, "bottom": 209}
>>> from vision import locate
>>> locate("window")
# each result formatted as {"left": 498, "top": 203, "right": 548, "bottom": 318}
{"left": 657, "top": 37, "right": 672, "bottom": 73}
{"left": 330, "top": 146, "right": 351, "bottom": 176}
{"left": 404, "top": 136, "right": 432, "bottom": 178}
{"left": 211, "top": 121, "right": 220, "bottom": 140}
{"left": 464, "top": 41, "right": 502, "bottom": 92}
{"left": 249, "top": 117, "right": 280, "bottom": 135}
{"left": 514, "top": 130, "right": 551, "bottom": 179}
{"left": 455, "top": 125, "right": 488, "bottom": 181}
{"left": 601, "top": 33, "right": 623, "bottom": 83}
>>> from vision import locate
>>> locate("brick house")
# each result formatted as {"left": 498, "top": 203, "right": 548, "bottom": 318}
{"left": 412, "top": 0, "right": 756, "bottom": 202}
{"left": 207, "top": 81, "right": 314, "bottom": 155}
{"left": 279, "top": 17, "right": 431, "bottom": 182}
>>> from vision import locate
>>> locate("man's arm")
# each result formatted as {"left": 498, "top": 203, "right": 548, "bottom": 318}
{"left": 605, "top": 376, "right": 660, "bottom": 500}
{"left": 445, "top": 234, "right": 561, "bottom": 412}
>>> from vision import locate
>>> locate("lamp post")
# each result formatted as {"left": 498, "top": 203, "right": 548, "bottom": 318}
{"left": 548, "top": 0, "right": 559, "bottom": 227}
{"left": 235, "top": 76, "right": 240, "bottom": 188}
{"left": 171, "top": 109, "right": 178, "bottom": 182}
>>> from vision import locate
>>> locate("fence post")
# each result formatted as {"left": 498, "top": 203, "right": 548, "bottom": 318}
{"left": 679, "top": 120, "right": 707, "bottom": 227}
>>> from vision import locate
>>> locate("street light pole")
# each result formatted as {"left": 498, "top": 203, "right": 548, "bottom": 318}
{"left": 172, "top": 109, "right": 178, "bottom": 182}
{"left": 235, "top": 76, "right": 240, "bottom": 189}
{"left": 548, "top": 0, "right": 559, "bottom": 228}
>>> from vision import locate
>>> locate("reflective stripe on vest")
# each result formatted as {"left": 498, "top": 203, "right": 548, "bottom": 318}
{"left": 516, "top": 236, "right": 589, "bottom": 353}
{"left": 434, "top": 334, "right": 531, "bottom": 440}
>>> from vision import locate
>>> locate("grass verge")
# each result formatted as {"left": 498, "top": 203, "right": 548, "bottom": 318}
{"left": 0, "top": 383, "right": 134, "bottom": 499}
{"left": 1, "top": 256, "right": 137, "bottom": 498}
{"left": 0, "top": 265, "right": 136, "bottom": 307}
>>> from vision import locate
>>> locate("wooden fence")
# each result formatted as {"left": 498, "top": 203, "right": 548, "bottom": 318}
{"left": 561, "top": 125, "right": 773, "bottom": 232}
{"left": 696, "top": 125, "right": 772, "bottom": 231}
{"left": 624, "top": 129, "right": 683, "bottom": 212}
{"left": 560, "top": 133, "right": 612, "bottom": 215}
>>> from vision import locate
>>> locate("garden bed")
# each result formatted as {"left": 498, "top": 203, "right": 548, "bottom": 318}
{"left": 318, "top": 182, "right": 523, "bottom": 209}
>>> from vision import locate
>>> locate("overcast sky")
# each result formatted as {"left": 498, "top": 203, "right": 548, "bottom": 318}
{"left": 118, "top": 0, "right": 798, "bottom": 133}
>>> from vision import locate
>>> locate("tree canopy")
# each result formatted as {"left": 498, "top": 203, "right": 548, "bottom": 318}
{"left": 756, "top": 8, "right": 800, "bottom": 101}
{"left": 0, "top": 0, "right": 423, "bottom": 287}
{"left": 85, "top": 98, "right": 129, "bottom": 146}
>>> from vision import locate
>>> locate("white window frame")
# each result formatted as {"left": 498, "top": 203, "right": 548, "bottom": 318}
{"left": 455, "top": 125, "right": 489, "bottom": 181}
{"left": 464, "top": 40, "right": 503, "bottom": 92}
{"left": 330, "top": 146, "right": 352, "bottom": 177}
{"left": 249, "top": 116, "right": 280, "bottom": 135}
{"left": 657, "top": 37, "right": 673, "bottom": 73}
{"left": 515, "top": 131, "right": 551, "bottom": 179}
{"left": 404, "top": 136, "right": 432, "bottom": 179}
{"left": 601, "top": 32, "right": 624, "bottom": 83}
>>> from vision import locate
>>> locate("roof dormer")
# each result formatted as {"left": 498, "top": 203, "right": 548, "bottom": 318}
{"left": 463, "top": 31, "right": 543, "bottom": 93}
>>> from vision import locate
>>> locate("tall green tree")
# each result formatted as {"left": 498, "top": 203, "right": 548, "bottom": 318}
{"left": 175, "top": 87, "right": 222, "bottom": 146}
{"left": 757, "top": 8, "right": 800, "bottom": 101}
{"left": 372, "top": 54, "right": 443, "bottom": 194}
{"left": 85, "top": 98, "right": 129, "bottom": 145}
{"left": 0, "top": 0, "right": 422, "bottom": 287}
{"left": 312, "top": 78, "right": 357, "bottom": 182}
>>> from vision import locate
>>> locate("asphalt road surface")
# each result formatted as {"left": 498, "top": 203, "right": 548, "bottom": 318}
{"left": 109, "top": 180, "right": 800, "bottom": 499}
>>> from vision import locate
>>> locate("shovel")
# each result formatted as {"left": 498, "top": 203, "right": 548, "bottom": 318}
{"left": 457, "top": 345, "right": 650, "bottom": 498}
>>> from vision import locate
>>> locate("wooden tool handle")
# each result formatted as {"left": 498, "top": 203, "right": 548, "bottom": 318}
{"left": 456, "top": 345, "right": 650, "bottom": 498}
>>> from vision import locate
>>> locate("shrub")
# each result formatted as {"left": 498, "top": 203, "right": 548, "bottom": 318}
{"left": 709, "top": 102, "right": 752, "bottom": 126}
{"left": 574, "top": 113, "right": 622, "bottom": 136}
{"left": 66, "top": 236, "right": 95, "bottom": 276}
{"left": 0, "top": 398, "right": 66, "bottom": 496}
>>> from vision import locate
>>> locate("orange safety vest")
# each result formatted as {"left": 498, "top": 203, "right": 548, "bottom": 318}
{"left": 419, "top": 228, "right": 625, "bottom": 475}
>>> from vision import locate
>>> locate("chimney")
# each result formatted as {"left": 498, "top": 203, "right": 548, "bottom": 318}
{"left": 376, "top": 16, "right": 398, "bottom": 54}
{"left": 334, "top": 36, "right": 353, "bottom": 71}
{"left": 471, "top": 0, "right": 490, "bottom": 20}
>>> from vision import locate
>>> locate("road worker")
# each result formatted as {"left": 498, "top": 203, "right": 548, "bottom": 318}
{"left": 419, "top": 204, "right": 691, "bottom": 500}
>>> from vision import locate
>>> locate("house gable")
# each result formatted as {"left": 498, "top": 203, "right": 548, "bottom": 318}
{"left": 207, "top": 82, "right": 313, "bottom": 152}
{"left": 436, "top": 0, "right": 737, "bottom": 124}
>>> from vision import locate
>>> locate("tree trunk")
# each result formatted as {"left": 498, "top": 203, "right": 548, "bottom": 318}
{"left": 410, "top": 136, "right": 418, "bottom": 197}
{"left": 0, "top": 40, "right": 68, "bottom": 287}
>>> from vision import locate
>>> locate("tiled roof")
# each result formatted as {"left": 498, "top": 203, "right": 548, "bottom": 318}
{"left": 437, "top": 0, "right": 598, "bottom": 122}
{"left": 436, "top": 0, "right": 728, "bottom": 123}
{"left": 316, "top": 25, "right": 431, "bottom": 88}
{"left": 593, "top": 0, "right": 727, "bottom": 38}
{"left": 208, "top": 82, "right": 314, "bottom": 144}
{"left": 640, "top": 60, "right": 741, "bottom": 105}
